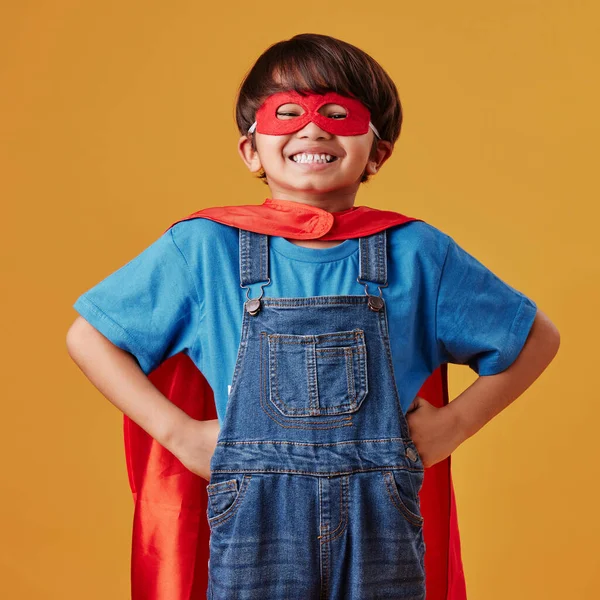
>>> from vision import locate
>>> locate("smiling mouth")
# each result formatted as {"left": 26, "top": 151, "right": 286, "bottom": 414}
{"left": 288, "top": 156, "right": 340, "bottom": 164}
{"left": 288, "top": 158, "right": 340, "bottom": 171}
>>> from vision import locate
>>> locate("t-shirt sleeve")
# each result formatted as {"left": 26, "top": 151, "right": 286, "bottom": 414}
{"left": 435, "top": 234, "right": 537, "bottom": 375}
{"left": 72, "top": 224, "right": 202, "bottom": 375}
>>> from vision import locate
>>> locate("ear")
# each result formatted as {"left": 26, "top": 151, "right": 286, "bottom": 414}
{"left": 238, "top": 135, "right": 263, "bottom": 172}
{"left": 366, "top": 139, "right": 394, "bottom": 175}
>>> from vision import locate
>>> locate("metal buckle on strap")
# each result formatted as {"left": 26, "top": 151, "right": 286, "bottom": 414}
{"left": 241, "top": 278, "right": 271, "bottom": 316}
{"left": 356, "top": 277, "right": 388, "bottom": 312}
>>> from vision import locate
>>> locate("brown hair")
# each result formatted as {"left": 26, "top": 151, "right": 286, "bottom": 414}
{"left": 235, "top": 33, "right": 402, "bottom": 184}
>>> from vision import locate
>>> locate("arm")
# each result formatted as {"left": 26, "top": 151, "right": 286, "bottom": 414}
{"left": 408, "top": 309, "right": 560, "bottom": 468}
{"left": 66, "top": 316, "right": 220, "bottom": 480}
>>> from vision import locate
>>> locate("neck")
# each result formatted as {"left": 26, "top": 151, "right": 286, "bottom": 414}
{"left": 267, "top": 189, "right": 358, "bottom": 214}
{"left": 283, "top": 238, "right": 345, "bottom": 249}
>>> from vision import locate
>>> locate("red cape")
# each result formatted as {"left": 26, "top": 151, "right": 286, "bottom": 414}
{"left": 124, "top": 198, "right": 467, "bottom": 599}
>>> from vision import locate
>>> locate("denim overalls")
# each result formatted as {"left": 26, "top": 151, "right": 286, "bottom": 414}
{"left": 206, "top": 229, "right": 427, "bottom": 600}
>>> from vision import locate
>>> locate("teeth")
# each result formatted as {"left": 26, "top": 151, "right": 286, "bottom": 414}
{"left": 291, "top": 153, "right": 336, "bottom": 163}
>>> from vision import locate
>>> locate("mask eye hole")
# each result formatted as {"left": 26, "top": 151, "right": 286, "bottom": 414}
{"left": 318, "top": 103, "right": 348, "bottom": 120}
{"left": 276, "top": 103, "right": 305, "bottom": 119}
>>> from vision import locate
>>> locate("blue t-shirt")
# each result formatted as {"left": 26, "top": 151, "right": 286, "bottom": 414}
{"left": 73, "top": 218, "right": 537, "bottom": 423}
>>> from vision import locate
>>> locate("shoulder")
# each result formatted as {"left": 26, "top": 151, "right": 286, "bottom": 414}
{"left": 168, "top": 217, "right": 239, "bottom": 253}
{"left": 388, "top": 220, "right": 451, "bottom": 269}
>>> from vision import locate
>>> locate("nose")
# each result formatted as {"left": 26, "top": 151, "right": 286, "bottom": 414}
{"left": 295, "top": 119, "right": 332, "bottom": 140}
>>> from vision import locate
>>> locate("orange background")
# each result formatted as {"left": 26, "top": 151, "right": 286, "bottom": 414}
{"left": 1, "top": 1, "right": 597, "bottom": 598}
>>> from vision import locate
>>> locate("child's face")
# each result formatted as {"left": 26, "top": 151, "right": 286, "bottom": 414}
{"left": 238, "top": 92, "right": 393, "bottom": 208}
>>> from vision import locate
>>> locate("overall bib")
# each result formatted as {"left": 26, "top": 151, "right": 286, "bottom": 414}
{"left": 206, "top": 229, "right": 427, "bottom": 600}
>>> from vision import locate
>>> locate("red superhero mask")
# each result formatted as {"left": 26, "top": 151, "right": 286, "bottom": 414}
{"left": 247, "top": 90, "right": 381, "bottom": 138}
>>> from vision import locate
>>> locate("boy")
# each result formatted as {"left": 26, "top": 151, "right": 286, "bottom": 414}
{"left": 67, "top": 33, "right": 560, "bottom": 600}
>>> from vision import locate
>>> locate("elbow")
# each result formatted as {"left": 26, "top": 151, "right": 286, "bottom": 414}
{"left": 530, "top": 309, "right": 561, "bottom": 362}
{"left": 66, "top": 316, "right": 94, "bottom": 360}
{"left": 66, "top": 318, "right": 82, "bottom": 360}
{"left": 553, "top": 326, "right": 561, "bottom": 354}
{"left": 541, "top": 310, "right": 560, "bottom": 353}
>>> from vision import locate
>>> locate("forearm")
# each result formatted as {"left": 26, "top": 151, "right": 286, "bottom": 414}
{"left": 447, "top": 309, "right": 560, "bottom": 442}
{"left": 66, "top": 316, "right": 192, "bottom": 452}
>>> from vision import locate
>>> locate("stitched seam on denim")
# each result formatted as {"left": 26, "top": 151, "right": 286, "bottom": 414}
{"left": 379, "top": 231, "right": 387, "bottom": 284}
{"left": 243, "top": 230, "right": 250, "bottom": 287}
{"left": 268, "top": 330, "right": 362, "bottom": 342}
{"left": 358, "top": 336, "right": 367, "bottom": 406}
{"left": 269, "top": 335, "right": 286, "bottom": 413}
{"left": 322, "top": 480, "right": 342, "bottom": 540}
{"left": 365, "top": 234, "right": 370, "bottom": 282}
{"left": 308, "top": 342, "right": 318, "bottom": 410}
{"left": 361, "top": 330, "right": 369, "bottom": 405}
{"left": 216, "top": 437, "right": 408, "bottom": 447}
{"left": 239, "top": 229, "right": 249, "bottom": 286}
{"left": 260, "top": 233, "right": 268, "bottom": 281}
{"left": 324, "top": 476, "right": 349, "bottom": 541}
{"left": 328, "top": 476, "right": 349, "bottom": 542}
{"left": 318, "top": 478, "right": 324, "bottom": 537}
{"left": 320, "top": 523, "right": 330, "bottom": 600}
{"left": 316, "top": 348, "right": 355, "bottom": 354}
{"left": 211, "top": 465, "right": 423, "bottom": 475}
{"left": 263, "top": 297, "right": 368, "bottom": 306}
{"left": 228, "top": 310, "right": 249, "bottom": 400}
{"left": 207, "top": 480, "right": 237, "bottom": 494}
{"left": 275, "top": 343, "right": 366, "bottom": 353}
{"left": 324, "top": 524, "right": 330, "bottom": 598}
{"left": 377, "top": 307, "right": 408, "bottom": 432}
{"left": 345, "top": 348, "right": 355, "bottom": 400}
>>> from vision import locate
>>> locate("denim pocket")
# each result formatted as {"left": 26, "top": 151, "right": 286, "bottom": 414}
{"left": 267, "top": 329, "right": 368, "bottom": 417}
{"left": 206, "top": 474, "right": 252, "bottom": 529}
{"left": 382, "top": 469, "right": 424, "bottom": 527}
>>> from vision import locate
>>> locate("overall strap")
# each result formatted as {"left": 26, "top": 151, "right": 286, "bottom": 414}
{"left": 239, "top": 229, "right": 270, "bottom": 287}
{"left": 358, "top": 230, "right": 388, "bottom": 286}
